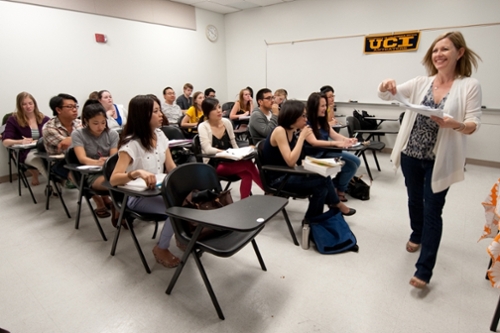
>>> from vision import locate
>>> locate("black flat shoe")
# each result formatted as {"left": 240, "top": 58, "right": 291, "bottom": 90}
{"left": 342, "top": 208, "right": 356, "bottom": 216}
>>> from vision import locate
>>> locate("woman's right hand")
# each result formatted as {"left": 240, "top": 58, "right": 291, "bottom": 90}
{"left": 298, "top": 126, "right": 313, "bottom": 140}
{"left": 134, "top": 170, "right": 156, "bottom": 189}
{"left": 380, "top": 79, "right": 397, "bottom": 95}
{"left": 21, "top": 136, "right": 33, "bottom": 145}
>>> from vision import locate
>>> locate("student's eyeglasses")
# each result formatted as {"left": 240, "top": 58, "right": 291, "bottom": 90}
{"left": 263, "top": 96, "right": 274, "bottom": 100}
{"left": 61, "top": 104, "right": 79, "bottom": 109}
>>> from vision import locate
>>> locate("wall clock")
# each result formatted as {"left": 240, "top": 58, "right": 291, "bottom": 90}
{"left": 206, "top": 25, "right": 218, "bottom": 42}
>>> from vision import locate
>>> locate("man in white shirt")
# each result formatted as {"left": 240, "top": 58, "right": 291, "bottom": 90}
{"left": 161, "top": 87, "right": 183, "bottom": 124}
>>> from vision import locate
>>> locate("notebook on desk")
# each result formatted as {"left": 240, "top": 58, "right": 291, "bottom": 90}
{"left": 122, "top": 173, "right": 166, "bottom": 191}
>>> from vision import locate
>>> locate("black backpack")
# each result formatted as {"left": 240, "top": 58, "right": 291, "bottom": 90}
{"left": 353, "top": 110, "right": 378, "bottom": 130}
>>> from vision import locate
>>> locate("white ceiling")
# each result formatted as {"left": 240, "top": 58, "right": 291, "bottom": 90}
{"left": 170, "top": 0, "right": 298, "bottom": 14}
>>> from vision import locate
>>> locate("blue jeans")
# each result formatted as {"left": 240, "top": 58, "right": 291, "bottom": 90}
{"left": 401, "top": 153, "right": 449, "bottom": 283}
{"left": 271, "top": 173, "right": 339, "bottom": 218}
{"left": 322, "top": 151, "right": 360, "bottom": 192}
{"left": 128, "top": 196, "right": 174, "bottom": 250}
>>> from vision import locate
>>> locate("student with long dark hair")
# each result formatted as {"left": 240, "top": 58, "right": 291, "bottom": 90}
{"left": 260, "top": 100, "right": 356, "bottom": 218}
{"left": 198, "top": 98, "right": 263, "bottom": 199}
{"left": 110, "top": 95, "right": 179, "bottom": 268}
{"left": 304, "top": 92, "right": 361, "bottom": 202}
{"left": 71, "top": 100, "right": 119, "bottom": 218}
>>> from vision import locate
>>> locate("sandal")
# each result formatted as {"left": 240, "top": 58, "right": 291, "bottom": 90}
{"left": 110, "top": 206, "right": 129, "bottom": 230}
{"left": 406, "top": 241, "right": 420, "bottom": 253}
{"left": 94, "top": 207, "right": 111, "bottom": 218}
{"left": 409, "top": 276, "right": 427, "bottom": 289}
{"left": 152, "top": 245, "right": 180, "bottom": 268}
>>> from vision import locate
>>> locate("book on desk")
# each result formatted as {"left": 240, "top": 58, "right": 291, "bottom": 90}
{"left": 215, "top": 147, "right": 254, "bottom": 161}
{"left": 303, "top": 156, "right": 343, "bottom": 177}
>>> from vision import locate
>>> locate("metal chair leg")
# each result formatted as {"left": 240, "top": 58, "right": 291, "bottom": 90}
{"left": 192, "top": 249, "right": 225, "bottom": 320}
{"left": 282, "top": 208, "right": 299, "bottom": 246}
{"left": 84, "top": 195, "right": 107, "bottom": 241}
{"left": 251, "top": 239, "right": 267, "bottom": 271}
{"left": 490, "top": 294, "right": 500, "bottom": 332}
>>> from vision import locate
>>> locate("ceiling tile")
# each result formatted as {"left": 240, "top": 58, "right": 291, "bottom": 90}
{"left": 194, "top": 1, "right": 240, "bottom": 14}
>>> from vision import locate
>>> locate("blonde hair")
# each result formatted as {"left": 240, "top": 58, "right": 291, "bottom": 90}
{"left": 237, "top": 89, "right": 252, "bottom": 112}
{"left": 422, "top": 31, "right": 481, "bottom": 77}
{"left": 14, "top": 92, "right": 44, "bottom": 127}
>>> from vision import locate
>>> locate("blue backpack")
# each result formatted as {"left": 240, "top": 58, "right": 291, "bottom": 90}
{"left": 309, "top": 209, "right": 358, "bottom": 254}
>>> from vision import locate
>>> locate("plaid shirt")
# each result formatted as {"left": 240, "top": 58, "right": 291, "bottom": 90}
{"left": 42, "top": 117, "right": 82, "bottom": 155}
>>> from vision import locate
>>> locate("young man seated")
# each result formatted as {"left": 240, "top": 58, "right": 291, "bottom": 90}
{"left": 248, "top": 88, "right": 279, "bottom": 142}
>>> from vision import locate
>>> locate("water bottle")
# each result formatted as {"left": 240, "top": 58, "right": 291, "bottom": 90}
{"left": 302, "top": 222, "right": 310, "bottom": 250}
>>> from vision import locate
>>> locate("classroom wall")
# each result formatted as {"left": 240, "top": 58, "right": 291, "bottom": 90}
{"left": 0, "top": 0, "right": 227, "bottom": 177}
{"left": 224, "top": 0, "right": 500, "bottom": 163}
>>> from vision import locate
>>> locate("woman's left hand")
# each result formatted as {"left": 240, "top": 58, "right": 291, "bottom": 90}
{"left": 430, "top": 115, "right": 461, "bottom": 129}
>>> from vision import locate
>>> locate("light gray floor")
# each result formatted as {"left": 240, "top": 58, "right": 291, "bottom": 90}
{"left": 0, "top": 153, "right": 499, "bottom": 333}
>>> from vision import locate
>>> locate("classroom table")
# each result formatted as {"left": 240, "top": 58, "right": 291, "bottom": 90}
{"left": 7, "top": 143, "right": 37, "bottom": 204}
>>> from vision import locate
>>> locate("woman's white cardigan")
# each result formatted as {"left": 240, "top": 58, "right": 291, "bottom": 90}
{"left": 198, "top": 118, "right": 238, "bottom": 163}
{"left": 378, "top": 75, "right": 482, "bottom": 193}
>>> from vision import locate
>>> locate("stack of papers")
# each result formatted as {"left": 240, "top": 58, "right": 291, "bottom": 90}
{"left": 12, "top": 143, "right": 37, "bottom": 149}
{"left": 168, "top": 139, "right": 192, "bottom": 147}
{"left": 393, "top": 92, "right": 451, "bottom": 119}
{"left": 122, "top": 174, "right": 166, "bottom": 191}
{"left": 215, "top": 147, "right": 254, "bottom": 160}
{"left": 77, "top": 165, "right": 102, "bottom": 171}
{"left": 303, "top": 156, "right": 343, "bottom": 177}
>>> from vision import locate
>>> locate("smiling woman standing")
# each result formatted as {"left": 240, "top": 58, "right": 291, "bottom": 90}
{"left": 378, "top": 31, "right": 482, "bottom": 289}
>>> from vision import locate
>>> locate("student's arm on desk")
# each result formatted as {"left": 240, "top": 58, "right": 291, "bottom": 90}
{"left": 110, "top": 151, "right": 156, "bottom": 189}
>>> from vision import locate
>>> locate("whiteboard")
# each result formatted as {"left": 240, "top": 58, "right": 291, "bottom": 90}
{"left": 267, "top": 25, "right": 500, "bottom": 108}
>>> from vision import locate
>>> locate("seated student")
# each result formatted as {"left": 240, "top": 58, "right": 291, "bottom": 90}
{"left": 98, "top": 90, "right": 127, "bottom": 131}
{"left": 204, "top": 88, "right": 216, "bottom": 98}
{"left": 71, "top": 100, "right": 119, "bottom": 218}
{"left": 176, "top": 83, "right": 193, "bottom": 112}
{"left": 229, "top": 88, "right": 254, "bottom": 120}
{"left": 110, "top": 94, "right": 180, "bottom": 268}
{"left": 304, "top": 92, "right": 361, "bottom": 202}
{"left": 161, "top": 87, "right": 183, "bottom": 124}
{"left": 320, "top": 85, "right": 338, "bottom": 125}
{"left": 43, "top": 93, "right": 83, "bottom": 180}
{"left": 261, "top": 100, "right": 356, "bottom": 218}
{"left": 2, "top": 92, "right": 50, "bottom": 185}
{"left": 273, "top": 88, "right": 288, "bottom": 109}
{"left": 198, "top": 98, "right": 263, "bottom": 199}
{"left": 180, "top": 91, "right": 204, "bottom": 134}
{"left": 248, "top": 88, "right": 280, "bottom": 142}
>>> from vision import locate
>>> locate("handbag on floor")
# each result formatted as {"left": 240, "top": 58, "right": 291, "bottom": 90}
{"left": 181, "top": 189, "right": 233, "bottom": 240}
{"left": 347, "top": 175, "right": 370, "bottom": 201}
{"left": 308, "top": 209, "right": 358, "bottom": 254}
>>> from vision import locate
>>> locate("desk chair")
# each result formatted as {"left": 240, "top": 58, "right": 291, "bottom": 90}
{"left": 255, "top": 141, "right": 318, "bottom": 246}
{"left": 192, "top": 134, "right": 241, "bottom": 192}
{"left": 161, "top": 162, "right": 287, "bottom": 320}
{"left": 35, "top": 138, "right": 71, "bottom": 218}
{"left": 103, "top": 154, "right": 162, "bottom": 274}
{"left": 221, "top": 101, "right": 234, "bottom": 118}
{"left": 64, "top": 148, "right": 107, "bottom": 241}
{"left": 6, "top": 145, "right": 38, "bottom": 204}
{"left": 160, "top": 125, "right": 195, "bottom": 164}
{"left": 346, "top": 116, "right": 385, "bottom": 180}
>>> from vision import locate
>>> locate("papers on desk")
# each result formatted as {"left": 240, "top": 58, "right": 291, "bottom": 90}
{"left": 49, "top": 154, "right": 65, "bottom": 159}
{"left": 238, "top": 115, "right": 251, "bottom": 120}
{"left": 11, "top": 143, "right": 37, "bottom": 149}
{"left": 303, "top": 156, "right": 343, "bottom": 177}
{"left": 392, "top": 92, "right": 451, "bottom": 119}
{"left": 122, "top": 173, "right": 166, "bottom": 191}
{"left": 168, "top": 139, "right": 192, "bottom": 147}
{"left": 77, "top": 165, "right": 102, "bottom": 171}
{"left": 215, "top": 147, "right": 254, "bottom": 160}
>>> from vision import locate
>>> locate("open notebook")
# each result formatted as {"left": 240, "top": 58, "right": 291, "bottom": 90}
{"left": 121, "top": 173, "right": 166, "bottom": 191}
{"left": 215, "top": 147, "right": 254, "bottom": 160}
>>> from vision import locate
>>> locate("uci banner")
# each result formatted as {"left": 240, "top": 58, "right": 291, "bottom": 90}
{"left": 364, "top": 31, "right": 420, "bottom": 54}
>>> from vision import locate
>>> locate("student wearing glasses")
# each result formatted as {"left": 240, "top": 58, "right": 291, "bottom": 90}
{"left": 43, "top": 93, "right": 83, "bottom": 179}
{"left": 248, "top": 88, "right": 280, "bottom": 142}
